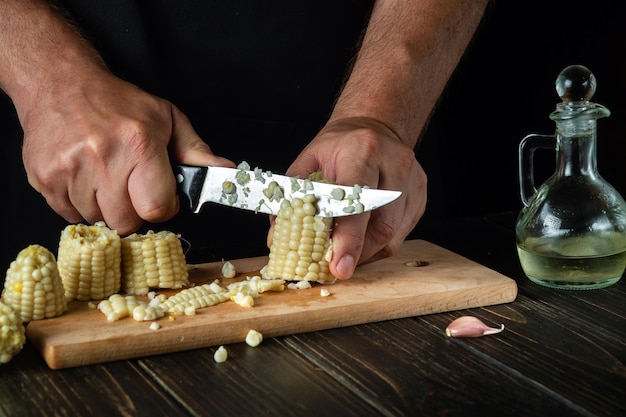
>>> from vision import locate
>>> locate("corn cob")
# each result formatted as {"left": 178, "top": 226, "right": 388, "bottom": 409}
{"left": 263, "top": 193, "right": 335, "bottom": 283}
{"left": 57, "top": 222, "right": 121, "bottom": 301}
{"left": 0, "top": 300, "right": 26, "bottom": 364}
{"left": 2, "top": 245, "right": 68, "bottom": 322}
{"left": 121, "top": 230, "right": 189, "bottom": 295}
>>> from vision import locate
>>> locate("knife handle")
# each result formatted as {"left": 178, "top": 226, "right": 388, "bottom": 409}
{"left": 173, "top": 164, "right": 207, "bottom": 212}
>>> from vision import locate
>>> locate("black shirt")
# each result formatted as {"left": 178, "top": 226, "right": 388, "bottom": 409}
{"left": 47, "top": 1, "right": 375, "bottom": 261}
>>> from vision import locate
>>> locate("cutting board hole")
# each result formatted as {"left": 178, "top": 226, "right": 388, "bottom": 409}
{"left": 405, "top": 260, "right": 429, "bottom": 267}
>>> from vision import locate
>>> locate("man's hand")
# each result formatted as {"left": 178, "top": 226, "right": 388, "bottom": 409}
{"left": 21, "top": 71, "right": 234, "bottom": 235}
{"left": 0, "top": 0, "right": 234, "bottom": 235}
{"left": 282, "top": 0, "right": 488, "bottom": 279}
{"left": 279, "top": 117, "right": 427, "bottom": 279}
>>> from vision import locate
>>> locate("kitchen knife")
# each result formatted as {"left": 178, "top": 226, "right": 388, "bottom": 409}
{"left": 174, "top": 164, "right": 401, "bottom": 217}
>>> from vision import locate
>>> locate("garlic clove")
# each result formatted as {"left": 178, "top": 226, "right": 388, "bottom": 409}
{"left": 445, "top": 315, "right": 505, "bottom": 338}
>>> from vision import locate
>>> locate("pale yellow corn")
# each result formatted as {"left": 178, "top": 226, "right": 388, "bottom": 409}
{"left": 132, "top": 303, "right": 165, "bottom": 321}
{"left": 214, "top": 345, "right": 228, "bottom": 363}
{"left": 232, "top": 292, "right": 255, "bottom": 307}
{"left": 245, "top": 329, "right": 263, "bottom": 347}
{"left": 221, "top": 261, "right": 236, "bottom": 278}
{"left": 57, "top": 222, "right": 121, "bottom": 301}
{"left": 97, "top": 294, "right": 130, "bottom": 322}
{"left": 0, "top": 300, "right": 26, "bottom": 364}
{"left": 2, "top": 245, "right": 68, "bottom": 322}
{"left": 121, "top": 230, "right": 189, "bottom": 295}
{"left": 159, "top": 283, "right": 231, "bottom": 315}
{"left": 227, "top": 276, "right": 285, "bottom": 295}
{"left": 97, "top": 294, "right": 164, "bottom": 322}
{"left": 263, "top": 194, "right": 335, "bottom": 283}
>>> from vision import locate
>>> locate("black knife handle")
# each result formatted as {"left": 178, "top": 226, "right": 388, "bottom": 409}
{"left": 173, "top": 164, "right": 207, "bottom": 212}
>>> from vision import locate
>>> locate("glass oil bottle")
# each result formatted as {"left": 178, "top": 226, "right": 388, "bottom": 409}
{"left": 516, "top": 65, "right": 626, "bottom": 289}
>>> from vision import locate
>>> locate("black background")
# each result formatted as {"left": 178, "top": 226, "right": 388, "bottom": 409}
{"left": 1, "top": 0, "right": 624, "bottom": 272}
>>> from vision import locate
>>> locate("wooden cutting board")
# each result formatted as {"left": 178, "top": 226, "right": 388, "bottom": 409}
{"left": 26, "top": 240, "right": 518, "bottom": 369}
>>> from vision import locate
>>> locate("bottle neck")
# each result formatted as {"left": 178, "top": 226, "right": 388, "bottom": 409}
{"left": 555, "top": 119, "right": 598, "bottom": 177}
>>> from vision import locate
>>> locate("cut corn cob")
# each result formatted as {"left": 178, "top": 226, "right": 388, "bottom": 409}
{"left": 121, "top": 230, "right": 189, "bottom": 295}
{"left": 0, "top": 300, "right": 26, "bottom": 364}
{"left": 263, "top": 193, "right": 335, "bottom": 283}
{"left": 57, "top": 222, "right": 121, "bottom": 301}
{"left": 2, "top": 245, "right": 68, "bottom": 322}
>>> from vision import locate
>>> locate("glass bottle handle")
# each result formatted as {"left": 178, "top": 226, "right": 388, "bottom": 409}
{"left": 518, "top": 134, "right": 555, "bottom": 206}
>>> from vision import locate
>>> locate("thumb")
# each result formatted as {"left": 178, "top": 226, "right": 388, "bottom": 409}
{"left": 170, "top": 105, "right": 236, "bottom": 168}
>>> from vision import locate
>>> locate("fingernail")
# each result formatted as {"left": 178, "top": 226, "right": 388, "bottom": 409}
{"left": 336, "top": 254, "right": 355, "bottom": 279}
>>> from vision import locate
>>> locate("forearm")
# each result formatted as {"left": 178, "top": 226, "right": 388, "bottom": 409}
{"left": 0, "top": 0, "right": 106, "bottom": 118}
{"left": 330, "top": 0, "right": 489, "bottom": 147}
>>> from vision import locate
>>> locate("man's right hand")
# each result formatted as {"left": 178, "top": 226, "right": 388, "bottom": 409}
{"left": 0, "top": 0, "right": 234, "bottom": 235}
{"left": 20, "top": 71, "right": 234, "bottom": 235}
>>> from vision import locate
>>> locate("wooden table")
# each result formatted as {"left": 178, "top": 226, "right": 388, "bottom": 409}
{"left": 2, "top": 212, "right": 624, "bottom": 417}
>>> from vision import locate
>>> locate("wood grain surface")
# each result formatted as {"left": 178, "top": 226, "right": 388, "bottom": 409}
{"left": 26, "top": 239, "right": 518, "bottom": 369}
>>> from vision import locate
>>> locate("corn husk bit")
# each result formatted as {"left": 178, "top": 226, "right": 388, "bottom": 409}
{"left": 445, "top": 316, "right": 505, "bottom": 338}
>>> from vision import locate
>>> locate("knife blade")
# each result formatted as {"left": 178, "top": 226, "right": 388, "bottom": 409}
{"left": 173, "top": 164, "right": 401, "bottom": 217}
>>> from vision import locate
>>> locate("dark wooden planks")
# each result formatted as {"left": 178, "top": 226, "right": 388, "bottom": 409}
{"left": 0, "top": 344, "right": 186, "bottom": 417}
{"left": 280, "top": 319, "right": 589, "bottom": 417}
{"left": 137, "top": 338, "right": 386, "bottom": 417}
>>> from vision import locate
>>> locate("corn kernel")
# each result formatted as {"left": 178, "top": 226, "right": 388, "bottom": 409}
{"left": 245, "top": 329, "right": 263, "bottom": 347}
{"left": 214, "top": 346, "right": 228, "bottom": 363}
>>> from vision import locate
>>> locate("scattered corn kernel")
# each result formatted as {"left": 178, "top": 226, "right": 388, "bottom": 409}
{"left": 320, "top": 288, "right": 331, "bottom": 297}
{"left": 0, "top": 300, "right": 26, "bottom": 364}
{"left": 148, "top": 294, "right": 166, "bottom": 307}
{"left": 232, "top": 292, "right": 254, "bottom": 308}
{"left": 2, "top": 244, "right": 67, "bottom": 322}
{"left": 245, "top": 329, "right": 263, "bottom": 347}
{"left": 57, "top": 222, "right": 121, "bottom": 301}
{"left": 288, "top": 281, "right": 312, "bottom": 290}
{"left": 214, "top": 345, "right": 228, "bottom": 363}
{"left": 133, "top": 303, "right": 165, "bottom": 321}
{"left": 221, "top": 261, "right": 236, "bottom": 278}
{"left": 244, "top": 276, "right": 285, "bottom": 293}
{"left": 149, "top": 322, "right": 160, "bottom": 330}
{"left": 121, "top": 230, "right": 189, "bottom": 295}
{"left": 263, "top": 194, "right": 335, "bottom": 284}
{"left": 209, "top": 281, "right": 224, "bottom": 293}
